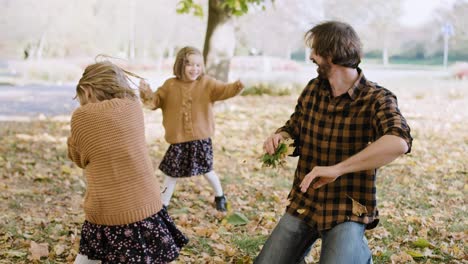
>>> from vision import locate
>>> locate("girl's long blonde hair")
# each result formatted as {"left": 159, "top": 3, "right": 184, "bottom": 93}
{"left": 75, "top": 56, "right": 143, "bottom": 104}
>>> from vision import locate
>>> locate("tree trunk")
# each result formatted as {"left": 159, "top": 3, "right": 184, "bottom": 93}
{"left": 203, "top": 0, "right": 236, "bottom": 81}
{"left": 36, "top": 32, "right": 46, "bottom": 60}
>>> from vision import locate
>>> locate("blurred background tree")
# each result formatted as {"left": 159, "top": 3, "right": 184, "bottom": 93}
{"left": 177, "top": 0, "right": 272, "bottom": 81}
{"left": 1, "top": 0, "right": 467, "bottom": 67}
{"left": 434, "top": 0, "right": 468, "bottom": 61}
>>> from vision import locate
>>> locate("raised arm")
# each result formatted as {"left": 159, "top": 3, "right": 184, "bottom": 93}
{"left": 209, "top": 78, "right": 244, "bottom": 102}
{"left": 139, "top": 80, "right": 165, "bottom": 110}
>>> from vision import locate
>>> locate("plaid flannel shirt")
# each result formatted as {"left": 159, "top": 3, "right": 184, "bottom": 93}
{"left": 277, "top": 68, "right": 412, "bottom": 231}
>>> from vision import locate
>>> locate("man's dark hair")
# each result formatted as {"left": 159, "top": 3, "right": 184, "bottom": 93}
{"left": 305, "top": 21, "right": 362, "bottom": 68}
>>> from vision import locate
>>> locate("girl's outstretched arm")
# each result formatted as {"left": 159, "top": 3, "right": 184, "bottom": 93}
{"left": 139, "top": 80, "right": 164, "bottom": 110}
{"left": 209, "top": 78, "right": 244, "bottom": 101}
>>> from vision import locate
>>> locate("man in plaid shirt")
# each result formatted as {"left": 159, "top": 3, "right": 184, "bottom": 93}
{"left": 255, "top": 21, "right": 412, "bottom": 264}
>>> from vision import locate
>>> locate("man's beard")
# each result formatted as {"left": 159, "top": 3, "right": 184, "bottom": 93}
{"left": 316, "top": 61, "right": 331, "bottom": 79}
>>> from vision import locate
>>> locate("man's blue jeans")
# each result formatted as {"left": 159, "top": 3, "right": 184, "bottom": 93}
{"left": 254, "top": 213, "right": 373, "bottom": 264}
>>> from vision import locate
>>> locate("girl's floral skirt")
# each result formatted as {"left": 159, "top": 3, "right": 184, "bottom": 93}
{"left": 159, "top": 138, "right": 213, "bottom": 178}
{"left": 78, "top": 206, "right": 188, "bottom": 264}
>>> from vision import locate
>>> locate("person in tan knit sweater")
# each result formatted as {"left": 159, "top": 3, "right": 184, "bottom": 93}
{"left": 68, "top": 60, "right": 188, "bottom": 264}
{"left": 139, "top": 46, "right": 244, "bottom": 211}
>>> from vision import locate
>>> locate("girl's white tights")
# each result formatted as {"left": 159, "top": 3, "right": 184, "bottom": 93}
{"left": 161, "top": 175, "right": 178, "bottom": 206}
{"left": 204, "top": 170, "right": 224, "bottom": 197}
{"left": 74, "top": 254, "right": 100, "bottom": 264}
{"left": 161, "top": 171, "right": 224, "bottom": 206}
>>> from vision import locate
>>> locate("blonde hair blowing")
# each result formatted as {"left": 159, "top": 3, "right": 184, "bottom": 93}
{"left": 76, "top": 59, "right": 143, "bottom": 103}
{"left": 173, "top": 46, "right": 205, "bottom": 80}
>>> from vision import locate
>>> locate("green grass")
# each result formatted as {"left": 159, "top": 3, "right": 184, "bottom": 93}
{"left": 8, "top": 199, "right": 22, "bottom": 210}
{"left": 379, "top": 218, "right": 407, "bottom": 243}
{"left": 373, "top": 251, "right": 393, "bottom": 264}
{"left": 183, "top": 237, "right": 215, "bottom": 255}
{"left": 232, "top": 233, "right": 268, "bottom": 257}
{"left": 241, "top": 82, "right": 304, "bottom": 96}
{"left": 362, "top": 57, "right": 461, "bottom": 67}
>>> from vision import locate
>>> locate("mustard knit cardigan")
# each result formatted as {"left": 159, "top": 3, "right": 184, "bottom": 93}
{"left": 67, "top": 98, "right": 162, "bottom": 225}
{"left": 140, "top": 75, "right": 243, "bottom": 144}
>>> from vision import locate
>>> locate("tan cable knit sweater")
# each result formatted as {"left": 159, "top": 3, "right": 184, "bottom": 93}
{"left": 67, "top": 98, "right": 162, "bottom": 226}
{"left": 140, "top": 75, "right": 243, "bottom": 144}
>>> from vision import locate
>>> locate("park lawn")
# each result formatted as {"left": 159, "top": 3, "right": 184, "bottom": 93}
{"left": 0, "top": 73, "right": 467, "bottom": 263}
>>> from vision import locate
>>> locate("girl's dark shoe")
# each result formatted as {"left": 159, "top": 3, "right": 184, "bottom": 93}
{"left": 214, "top": 195, "right": 227, "bottom": 212}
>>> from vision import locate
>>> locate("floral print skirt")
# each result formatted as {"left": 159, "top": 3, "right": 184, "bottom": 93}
{"left": 78, "top": 206, "right": 188, "bottom": 264}
{"left": 159, "top": 138, "right": 213, "bottom": 178}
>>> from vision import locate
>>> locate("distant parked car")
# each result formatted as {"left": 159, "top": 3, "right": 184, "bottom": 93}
{"left": 452, "top": 62, "right": 468, "bottom": 80}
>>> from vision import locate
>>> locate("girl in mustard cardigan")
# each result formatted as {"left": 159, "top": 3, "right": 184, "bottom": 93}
{"left": 68, "top": 60, "right": 188, "bottom": 264}
{"left": 139, "top": 46, "right": 244, "bottom": 211}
